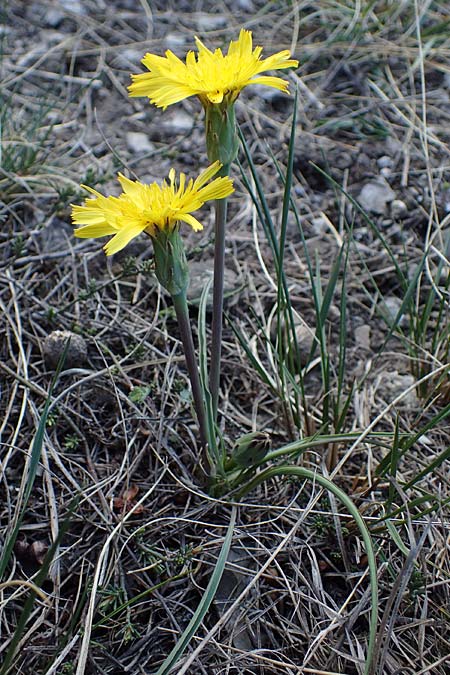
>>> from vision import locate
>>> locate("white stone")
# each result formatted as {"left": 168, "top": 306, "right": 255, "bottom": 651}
{"left": 358, "top": 178, "right": 396, "bottom": 215}
{"left": 382, "top": 296, "right": 408, "bottom": 328}
{"left": 45, "top": 8, "right": 64, "bottom": 26}
{"left": 354, "top": 324, "right": 371, "bottom": 350}
{"left": 391, "top": 199, "right": 408, "bottom": 219}
{"left": 311, "top": 215, "right": 328, "bottom": 235}
{"left": 378, "top": 371, "right": 418, "bottom": 410}
{"left": 377, "top": 155, "right": 393, "bottom": 169}
{"left": 60, "top": 0, "right": 85, "bottom": 14}
{"left": 126, "top": 132, "right": 154, "bottom": 154}
{"left": 165, "top": 33, "right": 187, "bottom": 51}
{"left": 196, "top": 14, "right": 227, "bottom": 31}
{"left": 161, "top": 111, "right": 194, "bottom": 134}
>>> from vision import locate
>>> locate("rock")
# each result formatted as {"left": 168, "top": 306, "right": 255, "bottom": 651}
{"left": 115, "top": 48, "right": 143, "bottom": 68}
{"left": 291, "top": 323, "right": 315, "bottom": 366}
{"left": 358, "top": 178, "right": 396, "bottom": 215}
{"left": 377, "top": 155, "right": 393, "bottom": 169}
{"left": 59, "top": 0, "right": 85, "bottom": 14}
{"left": 335, "top": 151, "right": 353, "bottom": 169}
{"left": 165, "top": 33, "right": 187, "bottom": 51}
{"left": 382, "top": 296, "right": 408, "bottom": 328}
{"left": 236, "top": 0, "right": 255, "bottom": 9}
{"left": 186, "top": 261, "right": 240, "bottom": 308}
{"left": 126, "top": 132, "right": 154, "bottom": 154}
{"left": 391, "top": 199, "right": 408, "bottom": 219}
{"left": 42, "top": 330, "right": 88, "bottom": 370}
{"left": 354, "top": 324, "right": 371, "bottom": 350}
{"left": 311, "top": 215, "right": 328, "bottom": 235}
{"left": 377, "top": 370, "right": 418, "bottom": 410}
{"left": 196, "top": 13, "right": 227, "bottom": 31}
{"left": 45, "top": 0, "right": 85, "bottom": 23}
{"left": 161, "top": 110, "right": 193, "bottom": 135}
{"left": 44, "top": 8, "right": 65, "bottom": 27}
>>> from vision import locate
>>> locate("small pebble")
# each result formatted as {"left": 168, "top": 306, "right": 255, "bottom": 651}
{"left": 335, "top": 152, "right": 353, "bottom": 169}
{"left": 126, "top": 132, "right": 154, "bottom": 154}
{"left": 161, "top": 110, "right": 193, "bottom": 134}
{"left": 237, "top": 0, "right": 255, "bottom": 9}
{"left": 271, "top": 318, "right": 315, "bottom": 366}
{"left": 60, "top": 0, "right": 85, "bottom": 14}
{"left": 377, "top": 155, "right": 393, "bottom": 169}
{"left": 115, "top": 48, "right": 143, "bottom": 68}
{"left": 358, "top": 178, "right": 396, "bottom": 215}
{"left": 165, "top": 33, "right": 187, "bottom": 51}
{"left": 292, "top": 323, "right": 315, "bottom": 366}
{"left": 44, "top": 9, "right": 64, "bottom": 27}
{"left": 378, "top": 370, "right": 418, "bottom": 410}
{"left": 187, "top": 261, "right": 240, "bottom": 308}
{"left": 311, "top": 215, "right": 328, "bottom": 235}
{"left": 196, "top": 14, "right": 227, "bottom": 31}
{"left": 391, "top": 199, "right": 408, "bottom": 219}
{"left": 354, "top": 324, "right": 371, "bottom": 350}
{"left": 382, "top": 297, "right": 408, "bottom": 328}
{"left": 42, "top": 330, "right": 88, "bottom": 369}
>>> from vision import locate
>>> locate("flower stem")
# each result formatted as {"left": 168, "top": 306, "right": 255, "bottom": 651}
{"left": 210, "top": 188, "right": 229, "bottom": 418}
{"left": 172, "top": 292, "right": 208, "bottom": 449}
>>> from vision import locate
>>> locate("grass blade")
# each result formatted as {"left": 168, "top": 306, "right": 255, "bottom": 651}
{"left": 0, "top": 341, "right": 70, "bottom": 580}
{"left": 0, "top": 497, "right": 78, "bottom": 675}
{"left": 236, "top": 466, "right": 378, "bottom": 675}
{"left": 154, "top": 506, "right": 237, "bottom": 675}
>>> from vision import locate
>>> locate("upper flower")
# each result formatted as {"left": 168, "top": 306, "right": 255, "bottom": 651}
{"left": 128, "top": 28, "right": 298, "bottom": 109}
{"left": 72, "top": 161, "right": 234, "bottom": 255}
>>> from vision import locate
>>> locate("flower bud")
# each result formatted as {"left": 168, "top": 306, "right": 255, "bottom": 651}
{"left": 152, "top": 226, "right": 189, "bottom": 297}
{"left": 232, "top": 431, "right": 271, "bottom": 468}
{"left": 205, "top": 101, "right": 239, "bottom": 170}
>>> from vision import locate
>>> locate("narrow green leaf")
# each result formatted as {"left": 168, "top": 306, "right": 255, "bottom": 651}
{"left": 0, "top": 340, "right": 70, "bottom": 580}
{"left": 0, "top": 496, "right": 78, "bottom": 675}
{"left": 154, "top": 506, "right": 236, "bottom": 675}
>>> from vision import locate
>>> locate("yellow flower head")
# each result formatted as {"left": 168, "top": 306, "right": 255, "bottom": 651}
{"left": 72, "top": 161, "right": 234, "bottom": 256}
{"left": 128, "top": 28, "right": 298, "bottom": 109}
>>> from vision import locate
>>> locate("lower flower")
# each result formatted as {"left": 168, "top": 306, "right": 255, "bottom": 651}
{"left": 71, "top": 161, "right": 234, "bottom": 256}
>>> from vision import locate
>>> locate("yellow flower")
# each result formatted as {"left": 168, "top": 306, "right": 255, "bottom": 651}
{"left": 128, "top": 28, "right": 298, "bottom": 109}
{"left": 72, "top": 161, "right": 234, "bottom": 256}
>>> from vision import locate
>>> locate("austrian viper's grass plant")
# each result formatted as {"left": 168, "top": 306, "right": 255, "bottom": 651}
{"left": 3, "top": 5, "right": 450, "bottom": 675}
{"left": 64, "top": 20, "right": 448, "bottom": 675}
{"left": 130, "top": 29, "right": 298, "bottom": 416}
{"left": 72, "top": 162, "right": 233, "bottom": 461}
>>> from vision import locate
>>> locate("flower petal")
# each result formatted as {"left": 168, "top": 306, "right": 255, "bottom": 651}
{"left": 197, "top": 176, "right": 234, "bottom": 202}
{"left": 249, "top": 75, "right": 291, "bottom": 92}
{"left": 117, "top": 173, "right": 148, "bottom": 207}
{"left": 104, "top": 223, "right": 147, "bottom": 256}
{"left": 193, "top": 161, "right": 221, "bottom": 190}
{"left": 257, "top": 51, "right": 299, "bottom": 72}
{"left": 206, "top": 90, "right": 224, "bottom": 104}
{"left": 74, "top": 223, "right": 118, "bottom": 238}
{"left": 178, "top": 213, "right": 203, "bottom": 231}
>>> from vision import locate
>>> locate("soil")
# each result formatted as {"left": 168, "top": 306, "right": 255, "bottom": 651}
{"left": 1, "top": 2, "right": 450, "bottom": 674}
